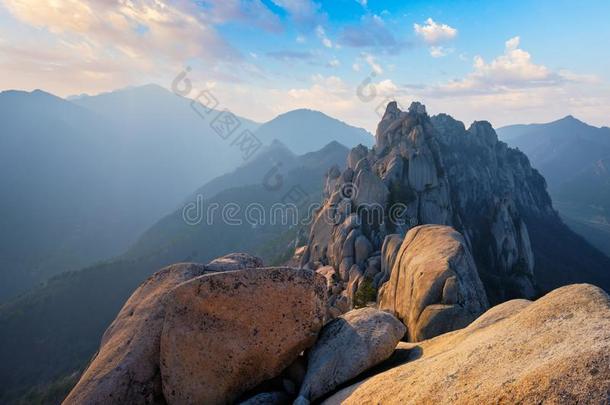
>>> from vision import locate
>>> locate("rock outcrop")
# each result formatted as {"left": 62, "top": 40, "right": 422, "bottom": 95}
{"left": 63, "top": 263, "right": 210, "bottom": 405}
{"left": 301, "top": 101, "right": 561, "bottom": 307}
{"left": 378, "top": 234, "right": 403, "bottom": 286}
{"left": 160, "top": 267, "right": 326, "bottom": 405}
{"left": 297, "top": 307, "right": 405, "bottom": 402}
{"left": 378, "top": 225, "right": 489, "bottom": 341}
{"left": 205, "top": 252, "right": 264, "bottom": 272}
{"left": 324, "top": 284, "right": 610, "bottom": 405}
{"left": 64, "top": 254, "right": 264, "bottom": 405}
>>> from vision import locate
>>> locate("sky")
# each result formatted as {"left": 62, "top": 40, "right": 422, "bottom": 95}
{"left": 1, "top": 0, "right": 609, "bottom": 131}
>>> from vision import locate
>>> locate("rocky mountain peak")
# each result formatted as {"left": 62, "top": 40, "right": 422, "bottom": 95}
{"left": 301, "top": 101, "right": 563, "bottom": 310}
{"left": 408, "top": 101, "right": 427, "bottom": 115}
{"left": 467, "top": 120, "right": 498, "bottom": 145}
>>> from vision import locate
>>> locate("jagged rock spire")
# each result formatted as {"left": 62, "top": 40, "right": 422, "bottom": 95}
{"left": 301, "top": 100, "right": 558, "bottom": 314}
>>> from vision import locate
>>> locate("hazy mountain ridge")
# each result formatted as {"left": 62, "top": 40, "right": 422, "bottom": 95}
{"left": 0, "top": 85, "right": 370, "bottom": 302}
{"left": 497, "top": 116, "right": 610, "bottom": 256}
{"left": 254, "top": 108, "right": 374, "bottom": 154}
{"left": 0, "top": 89, "right": 130, "bottom": 300}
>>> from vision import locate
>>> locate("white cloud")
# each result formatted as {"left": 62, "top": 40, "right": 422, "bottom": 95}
{"left": 316, "top": 25, "right": 333, "bottom": 48}
{"left": 375, "top": 79, "right": 398, "bottom": 96}
{"left": 352, "top": 63, "right": 361, "bottom": 72}
{"left": 505, "top": 36, "right": 520, "bottom": 51}
{"left": 414, "top": 18, "right": 457, "bottom": 45}
{"left": 328, "top": 58, "right": 340, "bottom": 67}
{"left": 389, "top": 37, "right": 610, "bottom": 127}
{"left": 0, "top": 0, "right": 293, "bottom": 95}
{"left": 2, "top": 0, "right": 238, "bottom": 62}
{"left": 363, "top": 53, "right": 383, "bottom": 75}
{"left": 209, "top": 73, "right": 385, "bottom": 130}
{"left": 279, "top": 74, "right": 380, "bottom": 129}
{"left": 440, "top": 36, "right": 559, "bottom": 93}
{"left": 296, "top": 34, "right": 306, "bottom": 43}
{"left": 0, "top": 0, "right": 249, "bottom": 96}
{"left": 429, "top": 46, "right": 453, "bottom": 58}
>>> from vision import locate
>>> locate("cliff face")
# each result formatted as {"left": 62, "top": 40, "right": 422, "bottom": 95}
{"left": 301, "top": 101, "right": 605, "bottom": 305}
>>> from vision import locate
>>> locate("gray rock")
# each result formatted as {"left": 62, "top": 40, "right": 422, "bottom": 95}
{"left": 342, "top": 167, "right": 354, "bottom": 183}
{"left": 363, "top": 255, "right": 381, "bottom": 278}
{"left": 378, "top": 225, "right": 489, "bottom": 341}
{"left": 331, "top": 283, "right": 342, "bottom": 295}
{"left": 353, "top": 166, "right": 389, "bottom": 209}
{"left": 347, "top": 144, "right": 369, "bottom": 170}
{"left": 342, "top": 228, "right": 359, "bottom": 259}
{"left": 346, "top": 265, "right": 364, "bottom": 305}
{"left": 328, "top": 306, "right": 342, "bottom": 319}
{"left": 334, "top": 295, "right": 350, "bottom": 314}
{"left": 298, "top": 307, "right": 406, "bottom": 401}
{"left": 354, "top": 235, "right": 372, "bottom": 267}
{"left": 408, "top": 151, "right": 438, "bottom": 192}
{"left": 372, "top": 271, "right": 385, "bottom": 289}
{"left": 316, "top": 266, "right": 338, "bottom": 292}
{"left": 354, "top": 156, "right": 371, "bottom": 173}
{"left": 379, "top": 153, "right": 404, "bottom": 187}
{"left": 239, "top": 392, "right": 291, "bottom": 405}
{"left": 338, "top": 256, "right": 354, "bottom": 281}
{"left": 380, "top": 234, "right": 403, "bottom": 285}
{"left": 324, "top": 165, "right": 342, "bottom": 198}
{"left": 408, "top": 101, "right": 427, "bottom": 115}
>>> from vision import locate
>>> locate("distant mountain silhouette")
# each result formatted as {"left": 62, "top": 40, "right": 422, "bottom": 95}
{"left": 254, "top": 108, "right": 373, "bottom": 154}
{"left": 497, "top": 116, "right": 610, "bottom": 256}
{"left": 0, "top": 86, "right": 259, "bottom": 301}
{"left": 0, "top": 85, "right": 369, "bottom": 302}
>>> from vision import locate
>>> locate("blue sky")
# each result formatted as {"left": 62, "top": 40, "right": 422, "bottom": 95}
{"left": 1, "top": 0, "right": 609, "bottom": 130}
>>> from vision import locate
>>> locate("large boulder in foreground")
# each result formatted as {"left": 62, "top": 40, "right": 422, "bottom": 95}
{"left": 64, "top": 254, "right": 263, "bottom": 405}
{"left": 378, "top": 225, "right": 489, "bottom": 341}
{"left": 63, "top": 263, "right": 209, "bottom": 405}
{"left": 324, "top": 284, "right": 610, "bottom": 404}
{"left": 297, "top": 307, "right": 405, "bottom": 402}
{"left": 160, "top": 267, "right": 326, "bottom": 405}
